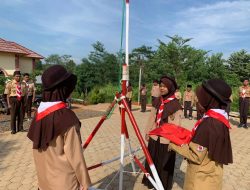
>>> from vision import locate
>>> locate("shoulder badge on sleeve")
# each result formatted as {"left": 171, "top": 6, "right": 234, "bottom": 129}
{"left": 197, "top": 145, "right": 205, "bottom": 152}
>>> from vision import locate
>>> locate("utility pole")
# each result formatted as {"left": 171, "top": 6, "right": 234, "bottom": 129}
{"left": 137, "top": 55, "right": 143, "bottom": 105}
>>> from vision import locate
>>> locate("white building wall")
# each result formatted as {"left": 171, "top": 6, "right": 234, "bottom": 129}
{"left": 19, "top": 57, "right": 33, "bottom": 74}
{"left": 0, "top": 52, "right": 15, "bottom": 75}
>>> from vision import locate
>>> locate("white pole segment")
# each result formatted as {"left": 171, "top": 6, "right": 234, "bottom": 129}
{"left": 147, "top": 176, "right": 160, "bottom": 190}
{"left": 150, "top": 164, "right": 164, "bottom": 190}
{"left": 119, "top": 134, "right": 125, "bottom": 190}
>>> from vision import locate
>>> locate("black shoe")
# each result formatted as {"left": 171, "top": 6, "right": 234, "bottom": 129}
{"left": 238, "top": 124, "right": 243, "bottom": 128}
{"left": 11, "top": 131, "right": 16, "bottom": 134}
{"left": 243, "top": 124, "right": 248, "bottom": 129}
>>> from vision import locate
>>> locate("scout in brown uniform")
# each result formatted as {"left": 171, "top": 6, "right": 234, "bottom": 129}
{"left": 151, "top": 79, "right": 161, "bottom": 107}
{"left": 169, "top": 79, "right": 233, "bottom": 190}
{"left": 183, "top": 84, "right": 194, "bottom": 119}
{"left": 6, "top": 71, "right": 26, "bottom": 134}
{"left": 27, "top": 65, "right": 91, "bottom": 190}
{"left": 23, "top": 73, "right": 36, "bottom": 120}
{"left": 140, "top": 84, "right": 147, "bottom": 112}
{"left": 238, "top": 78, "right": 250, "bottom": 128}
{"left": 142, "top": 76, "right": 182, "bottom": 190}
{"left": 126, "top": 82, "right": 133, "bottom": 110}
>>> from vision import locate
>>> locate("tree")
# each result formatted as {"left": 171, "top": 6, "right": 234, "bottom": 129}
{"left": 155, "top": 35, "right": 193, "bottom": 83}
{"left": 44, "top": 54, "right": 76, "bottom": 73}
{"left": 75, "top": 41, "right": 119, "bottom": 95}
{"left": 76, "top": 59, "right": 96, "bottom": 95}
{"left": 44, "top": 54, "right": 62, "bottom": 65}
{"left": 129, "top": 45, "right": 155, "bottom": 85}
{"left": 227, "top": 50, "right": 250, "bottom": 81}
{"left": 206, "top": 53, "right": 227, "bottom": 79}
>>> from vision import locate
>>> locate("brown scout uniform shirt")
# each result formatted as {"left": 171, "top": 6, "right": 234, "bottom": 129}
{"left": 25, "top": 81, "right": 36, "bottom": 96}
{"left": 145, "top": 108, "right": 182, "bottom": 144}
{"left": 6, "top": 80, "right": 27, "bottom": 97}
{"left": 126, "top": 91, "right": 132, "bottom": 99}
{"left": 33, "top": 125, "right": 91, "bottom": 190}
{"left": 141, "top": 87, "right": 147, "bottom": 96}
{"left": 239, "top": 86, "right": 250, "bottom": 98}
{"left": 170, "top": 142, "right": 223, "bottom": 190}
{"left": 183, "top": 90, "right": 194, "bottom": 103}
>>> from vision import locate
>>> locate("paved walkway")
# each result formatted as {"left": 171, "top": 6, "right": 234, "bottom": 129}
{"left": 0, "top": 104, "right": 249, "bottom": 190}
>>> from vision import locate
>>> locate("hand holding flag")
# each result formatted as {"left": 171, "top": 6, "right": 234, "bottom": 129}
{"left": 149, "top": 123, "right": 192, "bottom": 146}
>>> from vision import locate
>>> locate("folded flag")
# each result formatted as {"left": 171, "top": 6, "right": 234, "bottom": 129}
{"left": 149, "top": 123, "right": 192, "bottom": 146}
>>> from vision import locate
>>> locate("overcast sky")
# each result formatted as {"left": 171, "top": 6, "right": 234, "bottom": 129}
{"left": 1, "top": 0, "right": 250, "bottom": 63}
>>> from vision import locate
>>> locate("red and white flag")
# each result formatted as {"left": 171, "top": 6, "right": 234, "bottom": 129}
{"left": 150, "top": 109, "right": 230, "bottom": 146}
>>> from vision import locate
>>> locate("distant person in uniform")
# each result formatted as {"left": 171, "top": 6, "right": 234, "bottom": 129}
{"left": 183, "top": 84, "right": 194, "bottom": 120}
{"left": 27, "top": 65, "right": 91, "bottom": 190}
{"left": 126, "top": 82, "right": 133, "bottom": 111}
{"left": 23, "top": 73, "right": 36, "bottom": 120}
{"left": 238, "top": 78, "right": 250, "bottom": 128}
{"left": 151, "top": 79, "right": 160, "bottom": 107}
{"left": 140, "top": 84, "right": 147, "bottom": 112}
{"left": 6, "top": 71, "right": 26, "bottom": 134}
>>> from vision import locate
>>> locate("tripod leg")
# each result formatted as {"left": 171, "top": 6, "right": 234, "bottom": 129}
{"left": 133, "top": 156, "right": 159, "bottom": 190}
{"left": 82, "top": 100, "right": 117, "bottom": 150}
{"left": 121, "top": 98, "right": 164, "bottom": 190}
{"left": 119, "top": 107, "right": 126, "bottom": 190}
{"left": 124, "top": 122, "right": 136, "bottom": 173}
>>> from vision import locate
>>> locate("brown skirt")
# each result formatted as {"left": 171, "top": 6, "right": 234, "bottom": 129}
{"left": 142, "top": 137, "right": 176, "bottom": 190}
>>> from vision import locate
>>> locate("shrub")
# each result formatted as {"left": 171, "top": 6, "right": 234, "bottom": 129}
{"left": 0, "top": 76, "right": 11, "bottom": 94}
{"left": 87, "top": 87, "right": 106, "bottom": 104}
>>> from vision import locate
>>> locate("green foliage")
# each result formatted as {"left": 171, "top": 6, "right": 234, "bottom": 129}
{"left": 230, "top": 87, "right": 239, "bottom": 112}
{"left": 44, "top": 54, "right": 76, "bottom": 73}
{"left": 87, "top": 87, "right": 106, "bottom": 104}
{"left": 75, "top": 42, "right": 119, "bottom": 95}
{"left": 0, "top": 75, "right": 11, "bottom": 94}
{"left": 86, "top": 84, "right": 117, "bottom": 104}
{"left": 227, "top": 50, "right": 250, "bottom": 81}
{"left": 0, "top": 75, "right": 6, "bottom": 94}
{"left": 29, "top": 35, "right": 249, "bottom": 109}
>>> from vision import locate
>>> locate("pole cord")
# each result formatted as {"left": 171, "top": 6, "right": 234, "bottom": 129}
{"left": 118, "top": 0, "right": 126, "bottom": 91}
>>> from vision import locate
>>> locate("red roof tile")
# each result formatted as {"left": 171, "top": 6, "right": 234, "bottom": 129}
{"left": 0, "top": 38, "right": 44, "bottom": 59}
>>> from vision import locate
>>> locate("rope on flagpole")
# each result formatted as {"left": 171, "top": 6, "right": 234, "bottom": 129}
{"left": 118, "top": 0, "right": 126, "bottom": 90}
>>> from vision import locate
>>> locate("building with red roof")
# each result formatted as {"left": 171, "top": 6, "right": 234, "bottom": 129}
{"left": 0, "top": 38, "right": 44, "bottom": 76}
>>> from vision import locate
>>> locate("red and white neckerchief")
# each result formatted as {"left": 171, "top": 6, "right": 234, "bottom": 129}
{"left": 36, "top": 101, "right": 67, "bottom": 121}
{"left": 190, "top": 109, "right": 231, "bottom": 139}
{"left": 156, "top": 94, "right": 176, "bottom": 126}
{"left": 16, "top": 83, "right": 22, "bottom": 101}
